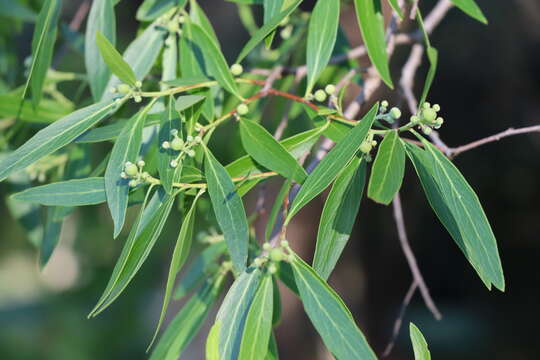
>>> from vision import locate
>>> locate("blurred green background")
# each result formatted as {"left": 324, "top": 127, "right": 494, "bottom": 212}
{"left": 1, "top": 0, "right": 539, "bottom": 359}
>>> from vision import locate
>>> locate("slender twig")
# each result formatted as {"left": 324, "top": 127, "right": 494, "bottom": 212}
{"left": 392, "top": 193, "right": 442, "bottom": 320}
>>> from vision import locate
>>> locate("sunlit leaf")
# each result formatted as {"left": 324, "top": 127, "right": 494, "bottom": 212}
{"left": 410, "top": 323, "right": 431, "bottom": 360}
{"left": 96, "top": 31, "right": 137, "bottom": 87}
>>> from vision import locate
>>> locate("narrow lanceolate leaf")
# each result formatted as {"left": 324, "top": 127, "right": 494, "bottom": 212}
{"left": 214, "top": 269, "right": 262, "bottom": 360}
{"left": 101, "top": 18, "right": 166, "bottom": 101}
{"left": 387, "top": 0, "right": 403, "bottom": 19}
{"left": 291, "top": 255, "right": 377, "bottom": 360}
{"left": 236, "top": 0, "right": 302, "bottom": 63}
{"left": 240, "top": 119, "right": 307, "bottom": 183}
{"left": 86, "top": 0, "right": 116, "bottom": 100}
{"left": 175, "top": 95, "right": 206, "bottom": 112}
{"left": 0, "top": 93, "right": 72, "bottom": 123}
{"left": 96, "top": 31, "right": 137, "bottom": 87}
{"left": 262, "top": 0, "right": 282, "bottom": 48}
{"left": 21, "top": 0, "right": 61, "bottom": 108}
{"left": 265, "top": 333, "right": 279, "bottom": 360}
{"left": 405, "top": 140, "right": 505, "bottom": 290}
{"left": 189, "top": 23, "right": 242, "bottom": 99}
{"left": 174, "top": 241, "right": 227, "bottom": 300}
{"left": 204, "top": 146, "right": 249, "bottom": 273}
{"left": 162, "top": 33, "right": 178, "bottom": 83}
{"left": 0, "top": 100, "right": 115, "bottom": 182}
{"left": 105, "top": 103, "right": 153, "bottom": 238}
{"left": 238, "top": 275, "right": 274, "bottom": 360}
{"left": 367, "top": 130, "right": 405, "bottom": 205}
{"left": 137, "top": 0, "right": 180, "bottom": 21}
{"left": 419, "top": 47, "right": 438, "bottom": 108}
{"left": 265, "top": 179, "right": 292, "bottom": 242}
{"left": 148, "top": 190, "right": 205, "bottom": 349}
{"left": 11, "top": 178, "right": 106, "bottom": 206}
{"left": 286, "top": 104, "right": 378, "bottom": 224}
{"left": 354, "top": 0, "right": 393, "bottom": 89}
{"left": 305, "top": 0, "right": 340, "bottom": 96}
{"left": 410, "top": 323, "right": 431, "bottom": 360}
{"left": 90, "top": 188, "right": 176, "bottom": 317}
{"left": 158, "top": 96, "right": 181, "bottom": 194}
{"left": 313, "top": 157, "right": 366, "bottom": 280}
{"left": 150, "top": 274, "right": 225, "bottom": 360}
{"left": 206, "top": 322, "right": 221, "bottom": 360}
{"left": 450, "top": 0, "right": 488, "bottom": 24}
{"left": 0, "top": 0, "right": 37, "bottom": 21}
{"left": 40, "top": 207, "right": 63, "bottom": 268}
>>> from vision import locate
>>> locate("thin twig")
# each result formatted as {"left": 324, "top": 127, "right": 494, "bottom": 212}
{"left": 392, "top": 193, "right": 442, "bottom": 320}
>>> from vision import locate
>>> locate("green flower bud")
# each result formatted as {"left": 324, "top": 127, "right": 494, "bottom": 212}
{"left": 268, "top": 263, "right": 278, "bottom": 274}
{"left": 280, "top": 240, "right": 289, "bottom": 248}
{"left": 186, "top": 135, "right": 194, "bottom": 142}
{"left": 162, "top": 141, "right": 170, "bottom": 149}
{"left": 421, "top": 108, "right": 437, "bottom": 123}
{"left": 120, "top": 171, "right": 127, "bottom": 179}
{"left": 371, "top": 140, "right": 378, "bottom": 147}
{"left": 269, "top": 248, "right": 284, "bottom": 262}
{"left": 117, "top": 84, "right": 131, "bottom": 94}
{"left": 167, "top": 21, "right": 179, "bottom": 33}
{"left": 314, "top": 89, "right": 327, "bottom": 102}
{"left": 325, "top": 84, "right": 336, "bottom": 95}
{"left": 237, "top": 103, "right": 249, "bottom": 115}
{"left": 381, "top": 100, "right": 389, "bottom": 108}
{"left": 254, "top": 257, "right": 264, "bottom": 267}
{"left": 263, "top": 243, "right": 272, "bottom": 251}
{"left": 135, "top": 80, "right": 142, "bottom": 88}
{"left": 170, "top": 129, "right": 178, "bottom": 136}
{"left": 230, "top": 63, "right": 243, "bottom": 76}
{"left": 435, "top": 117, "right": 444, "bottom": 126}
{"left": 137, "top": 160, "right": 145, "bottom": 167}
{"left": 134, "top": 95, "right": 142, "bottom": 103}
{"left": 187, "top": 150, "right": 196, "bottom": 157}
{"left": 110, "top": 87, "right": 117, "bottom": 94}
{"left": 124, "top": 162, "right": 138, "bottom": 177}
{"left": 171, "top": 137, "right": 184, "bottom": 151}
{"left": 411, "top": 115, "right": 420, "bottom": 124}
{"left": 128, "top": 180, "right": 138, "bottom": 187}
{"left": 280, "top": 25, "right": 292, "bottom": 40}
{"left": 170, "top": 160, "right": 178, "bottom": 168}
{"left": 390, "top": 107, "right": 402, "bottom": 119}
{"left": 432, "top": 104, "right": 441, "bottom": 112}
{"left": 422, "top": 126, "right": 432, "bottom": 135}
{"left": 422, "top": 102, "right": 431, "bottom": 109}
{"left": 359, "top": 141, "right": 372, "bottom": 153}
{"left": 194, "top": 136, "right": 202, "bottom": 143}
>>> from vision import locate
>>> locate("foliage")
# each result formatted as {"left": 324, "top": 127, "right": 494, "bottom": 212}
{"left": 0, "top": 0, "right": 507, "bottom": 359}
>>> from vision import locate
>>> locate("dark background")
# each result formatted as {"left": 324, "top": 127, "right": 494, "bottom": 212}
{"left": 1, "top": 0, "right": 539, "bottom": 359}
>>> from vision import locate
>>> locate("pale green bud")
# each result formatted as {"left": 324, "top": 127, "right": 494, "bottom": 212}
{"left": 134, "top": 95, "right": 142, "bottom": 103}
{"left": 171, "top": 137, "right": 184, "bottom": 151}
{"left": 263, "top": 243, "right": 272, "bottom": 251}
{"left": 135, "top": 80, "right": 142, "bottom": 88}
{"left": 117, "top": 84, "right": 131, "bottom": 94}
{"left": 325, "top": 84, "right": 336, "bottom": 95}
{"left": 162, "top": 141, "right": 170, "bottom": 149}
{"left": 314, "top": 89, "right": 327, "bottom": 102}
{"left": 280, "top": 240, "right": 289, "bottom": 248}
{"left": 432, "top": 104, "right": 441, "bottom": 112}
{"left": 390, "top": 107, "right": 402, "bottom": 119}
{"left": 268, "top": 263, "right": 278, "bottom": 274}
{"left": 230, "top": 63, "right": 243, "bottom": 76}
{"left": 422, "top": 126, "right": 432, "bottom": 135}
{"left": 124, "top": 162, "right": 138, "bottom": 177}
{"left": 421, "top": 108, "right": 437, "bottom": 123}
{"left": 381, "top": 100, "right": 389, "bottom": 108}
{"left": 359, "top": 141, "right": 372, "bottom": 153}
{"left": 128, "top": 180, "right": 138, "bottom": 187}
{"left": 237, "top": 103, "right": 249, "bottom": 115}
{"left": 170, "top": 160, "right": 178, "bottom": 168}
{"left": 422, "top": 102, "right": 431, "bottom": 109}
{"left": 270, "top": 248, "right": 284, "bottom": 262}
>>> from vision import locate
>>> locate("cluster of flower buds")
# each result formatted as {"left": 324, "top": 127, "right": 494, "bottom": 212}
{"left": 253, "top": 240, "right": 294, "bottom": 274}
{"left": 310, "top": 84, "right": 337, "bottom": 103}
{"left": 110, "top": 81, "right": 143, "bottom": 103}
{"left": 410, "top": 102, "right": 444, "bottom": 135}
{"left": 121, "top": 160, "right": 149, "bottom": 187}
{"left": 359, "top": 130, "right": 379, "bottom": 155}
{"left": 197, "top": 228, "right": 225, "bottom": 244}
{"left": 378, "top": 100, "right": 402, "bottom": 124}
{"left": 161, "top": 130, "right": 202, "bottom": 168}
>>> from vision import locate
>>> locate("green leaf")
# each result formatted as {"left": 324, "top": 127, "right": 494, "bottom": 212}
{"left": 149, "top": 190, "right": 204, "bottom": 349}
{"left": 86, "top": 0, "right": 116, "bottom": 100}
{"left": 101, "top": 18, "right": 166, "bottom": 101}
{"left": 450, "top": 0, "right": 488, "bottom": 24}
{"left": 367, "top": 130, "right": 405, "bottom": 205}
{"left": 0, "top": 93, "right": 72, "bottom": 123}
{"left": 410, "top": 323, "right": 431, "bottom": 360}
{"left": 0, "top": 0, "right": 37, "bottom": 21}
{"left": 137, "top": 0, "right": 181, "bottom": 21}
{"left": 262, "top": 0, "right": 282, "bottom": 48}
{"left": 40, "top": 207, "right": 63, "bottom": 268}
{"left": 236, "top": 0, "right": 302, "bottom": 63}
{"left": 150, "top": 273, "right": 225, "bottom": 360}
{"left": 203, "top": 146, "right": 249, "bottom": 273}
{"left": 286, "top": 104, "right": 378, "bottom": 224}
{"left": 11, "top": 178, "right": 106, "bottom": 206}
{"left": 313, "top": 157, "right": 366, "bottom": 280}
{"left": 105, "top": 103, "right": 153, "bottom": 238}
{"left": 405, "top": 139, "right": 505, "bottom": 290}
{"left": 189, "top": 0, "right": 219, "bottom": 44}
{"left": 265, "top": 179, "right": 292, "bottom": 242}
{"left": 305, "top": 0, "right": 340, "bottom": 96}
{"left": 174, "top": 241, "right": 227, "bottom": 300}
{"left": 238, "top": 275, "right": 274, "bottom": 360}
{"left": 214, "top": 268, "right": 262, "bottom": 360}
{"left": 96, "top": 31, "right": 137, "bottom": 87}
{"left": 240, "top": 119, "right": 307, "bottom": 183}
{"left": 387, "top": 0, "right": 403, "bottom": 19}
{"left": 90, "top": 188, "right": 176, "bottom": 317}
{"left": 175, "top": 94, "right": 206, "bottom": 112}
{"left": 0, "top": 100, "right": 115, "bottom": 182}
{"left": 21, "top": 0, "right": 61, "bottom": 108}
{"left": 158, "top": 96, "right": 181, "bottom": 194}
{"left": 265, "top": 333, "right": 279, "bottom": 360}
{"left": 354, "top": 0, "right": 393, "bottom": 88}
{"left": 189, "top": 23, "right": 242, "bottom": 99}
{"left": 419, "top": 47, "right": 438, "bottom": 108}
{"left": 206, "top": 322, "right": 221, "bottom": 360}
{"left": 162, "top": 33, "right": 178, "bottom": 82}
{"left": 291, "top": 255, "right": 377, "bottom": 360}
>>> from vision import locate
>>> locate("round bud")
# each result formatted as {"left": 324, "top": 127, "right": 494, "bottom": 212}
{"left": 254, "top": 257, "right": 264, "bottom": 267}
{"left": 435, "top": 117, "right": 444, "bottom": 125}
{"left": 194, "top": 136, "right": 202, "bottom": 143}
{"left": 268, "top": 263, "right": 278, "bottom": 274}
{"left": 128, "top": 180, "right": 138, "bottom": 187}
{"left": 279, "top": 16, "right": 289, "bottom": 27}
{"left": 230, "top": 63, "right": 243, "bottom": 76}
{"left": 117, "top": 84, "right": 131, "bottom": 94}
{"left": 422, "top": 126, "right": 432, "bottom": 135}
{"left": 390, "top": 107, "right": 402, "bottom": 119}
{"left": 170, "top": 129, "right": 178, "bottom": 136}
{"left": 187, "top": 150, "right": 196, "bottom": 157}
{"left": 110, "top": 87, "right": 117, "bottom": 94}
{"left": 170, "top": 160, "right": 178, "bottom": 168}
{"left": 135, "top": 80, "right": 142, "bottom": 88}
{"left": 381, "top": 100, "right": 389, "bottom": 108}
{"left": 125, "top": 162, "right": 139, "bottom": 177}
{"left": 171, "top": 137, "right": 184, "bottom": 151}
{"left": 263, "top": 243, "right": 272, "bottom": 251}
{"left": 120, "top": 171, "right": 127, "bottom": 179}
{"left": 371, "top": 140, "right": 378, "bottom": 147}
{"left": 314, "top": 89, "right": 327, "bottom": 102}
{"left": 134, "top": 95, "right": 142, "bottom": 103}
{"left": 359, "top": 141, "right": 372, "bottom": 154}
{"left": 178, "top": 15, "right": 185, "bottom": 24}
{"left": 237, "top": 103, "right": 249, "bottom": 115}
{"left": 167, "top": 22, "right": 178, "bottom": 33}
{"left": 422, "top": 102, "right": 431, "bottom": 109}
{"left": 421, "top": 108, "right": 437, "bottom": 123}
{"left": 186, "top": 135, "right": 194, "bottom": 142}
{"left": 162, "top": 141, "right": 170, "bottom": 149}
{"left": 137, "top": 160, "right": 145, "bottom": 167}
{"left": 410, "top": 115, "right": 420, "bottom": 124}
{"left": 432, "top": 104, "right": 441, "bottom": 112}
{"left": 280, "top": 25, "right": 292, "bottom": 40}
{"left": 325, "top": 84, "right": 336, "bottom": 95}
{"left": 280, "top": 240, "right": 289, "bottom": 248}
{"left": 269, "top": 248, "right": 284, "bottom": 263}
